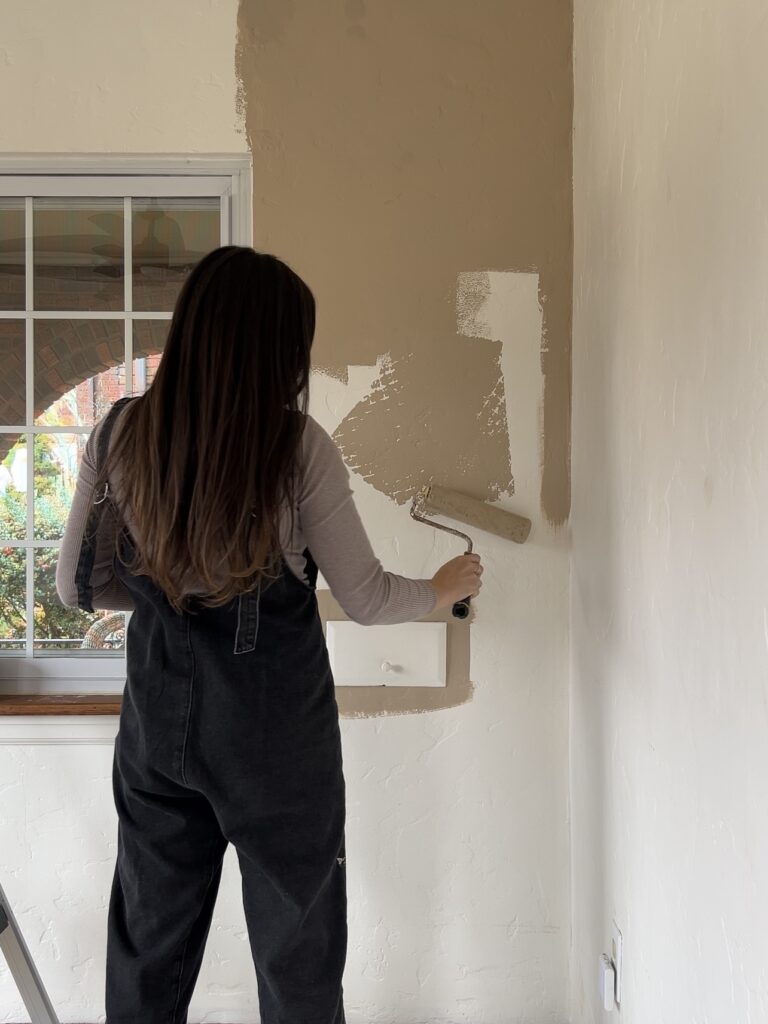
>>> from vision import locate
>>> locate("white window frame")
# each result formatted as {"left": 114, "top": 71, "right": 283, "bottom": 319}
{"left": 0, "top": 155, "right": 252, "bottom": 695}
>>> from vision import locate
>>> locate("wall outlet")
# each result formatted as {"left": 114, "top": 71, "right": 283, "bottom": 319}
{"left": 599, "top": 953, "right": 616, "bottom": 1011}
{"left": 611, "top": 920, "right": 623, "bottom": 1007}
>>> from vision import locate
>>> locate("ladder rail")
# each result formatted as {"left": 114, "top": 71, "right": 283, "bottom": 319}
{"left": 0, "top": 882, "right": 60, "bottom": 1024}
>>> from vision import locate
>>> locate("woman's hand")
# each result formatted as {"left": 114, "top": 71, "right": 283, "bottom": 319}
{"left": 430, "top": 553, "right": 483, "bottom": 611}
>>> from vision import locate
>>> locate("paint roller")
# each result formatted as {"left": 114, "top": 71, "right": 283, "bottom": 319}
{"left": 409, "top": 485, "right": 531, "bottom": 620}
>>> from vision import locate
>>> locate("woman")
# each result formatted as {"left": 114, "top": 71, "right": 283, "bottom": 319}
{"left": 56, "top": 246, "right": 483, "bottom": 1024}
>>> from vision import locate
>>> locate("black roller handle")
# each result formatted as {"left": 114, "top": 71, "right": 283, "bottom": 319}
{"left": 451, "top": 541, "right": 474, "bottom": 619}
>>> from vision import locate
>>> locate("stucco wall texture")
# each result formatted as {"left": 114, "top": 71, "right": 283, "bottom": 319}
{"left": 571, "top": 1, "right": 768, "bottom": 1021}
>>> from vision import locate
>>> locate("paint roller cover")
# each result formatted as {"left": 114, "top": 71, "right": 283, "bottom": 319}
{"left": 424, "top": 485, "right": 531, "bottom": 544}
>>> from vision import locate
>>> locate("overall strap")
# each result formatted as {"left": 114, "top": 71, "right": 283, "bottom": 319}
{"left": 74, "top": 397, "right": 136, "bottom": 612}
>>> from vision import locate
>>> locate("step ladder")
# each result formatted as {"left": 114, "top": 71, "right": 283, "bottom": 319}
{"left": 0, "top": 881, "right": 60, "bottom": 1024}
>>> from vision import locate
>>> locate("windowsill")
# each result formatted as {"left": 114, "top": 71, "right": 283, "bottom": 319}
{"left": 0, "top": 697, "right": 120, "bottom": 743}
{"left": 0, "top": 693, "right": 121, "bottom": 716}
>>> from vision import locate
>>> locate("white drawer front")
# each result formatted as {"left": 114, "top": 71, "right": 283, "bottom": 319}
{"left": 326, "top": 621, "right": 447, "bottom": 687}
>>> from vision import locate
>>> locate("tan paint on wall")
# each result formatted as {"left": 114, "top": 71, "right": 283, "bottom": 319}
{"left": 333, "top": 343, "right": 510, "bottom": 506}
{"left": 235, "top": 0, "right": 573, "bottom": 523}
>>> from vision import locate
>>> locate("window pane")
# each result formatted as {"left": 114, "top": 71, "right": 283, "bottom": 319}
{"left": 0, "top": 437, "right": 26, "bottom": 541}
{"left": 0, "top": 320, "right": 25, "bottom": 425}
{"left": 0, "top": 547, "right": 26, "bottom": 651}
{"left": 34, "top": 433, "right": 87, "bottom": 540}
{"left": 132, "top": 320, "right": 169, "bottom": 393}
{"left": 34, "top": 550, "right": 125, "bottom": 653}
{"left": 133, "top": 198, "right": 219, "bottom": 311}
{"left": 34, "top": 319, "right": 124, "bottom": 426}
{"left": 34, "top": 199, "right": 124, "bottom": 311}
{"left": 0, "top": 200, "right": 25, "bottom": 312}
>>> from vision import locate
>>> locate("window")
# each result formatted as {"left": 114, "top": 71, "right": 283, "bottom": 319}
{"left": 0, "top": 157, "right": 251, "bottom": 699}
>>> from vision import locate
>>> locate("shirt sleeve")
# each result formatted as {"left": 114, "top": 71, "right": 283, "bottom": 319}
{"left": 55, "top": 418, "right": 136, "bottom": 612}
{"left": 298, "top": 416, "right": 437, "bottom": 625}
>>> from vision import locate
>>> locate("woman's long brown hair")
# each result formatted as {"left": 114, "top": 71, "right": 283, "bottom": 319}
{"left": 101, "top": 246, "right": 315, "bottom": 611}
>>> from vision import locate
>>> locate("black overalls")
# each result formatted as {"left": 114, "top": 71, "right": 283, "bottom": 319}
{"left": 76, "top": 400, "right": 347, "bottom": 1024}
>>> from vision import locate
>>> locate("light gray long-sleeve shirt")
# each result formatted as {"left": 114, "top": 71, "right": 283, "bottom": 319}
{"left": 55, "top": 405, "right": 437, "bottom": 625}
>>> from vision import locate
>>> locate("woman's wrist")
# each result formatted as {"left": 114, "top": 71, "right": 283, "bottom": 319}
{"left": 428, "top": 577, "right": 447, "bottom": 611}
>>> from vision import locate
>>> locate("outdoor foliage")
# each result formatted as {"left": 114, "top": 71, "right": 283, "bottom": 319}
{"left": 0, "top": 436, "right": 120, "bottom": 649}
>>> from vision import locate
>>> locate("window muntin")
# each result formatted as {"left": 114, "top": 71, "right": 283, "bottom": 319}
{"left": 0, "top": 170, "right": 243, "bottom": 692}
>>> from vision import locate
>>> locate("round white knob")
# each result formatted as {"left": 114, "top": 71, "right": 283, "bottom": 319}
{"left": 381, "top": 660, "right": 393, "bottom": 673}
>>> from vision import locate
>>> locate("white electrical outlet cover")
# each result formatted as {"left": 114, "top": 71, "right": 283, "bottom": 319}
{"left": 599, "top": 953, "right": 616, "bottom": 1011}
{"left": 612, "top": 921, "right": 623, "bottom": 1007}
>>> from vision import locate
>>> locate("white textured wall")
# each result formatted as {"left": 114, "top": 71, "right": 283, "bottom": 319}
{"left": 572, "top": 2, "right": 768, "bottom": 1022}
{"left": 0, "top": 3, "right": 570, "bottom": 1022}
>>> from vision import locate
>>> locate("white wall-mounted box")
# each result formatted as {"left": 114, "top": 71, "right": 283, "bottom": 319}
{"left": 326, "top": 621, "right": 447, "bottom": 687}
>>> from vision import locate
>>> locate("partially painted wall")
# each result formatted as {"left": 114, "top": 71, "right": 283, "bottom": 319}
{"left": 237, "top": 6, "right": 571, "bottom": 1020}
{"left": 0, "top": 2, "right": 573, "bottom": 1022}
{"left": 572, "top": 2, "right": 768, "bottom": 1021}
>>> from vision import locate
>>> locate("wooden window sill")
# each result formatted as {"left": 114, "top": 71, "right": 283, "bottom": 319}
{"left": 0, "top": 694, "right": 121, "bottom": 716}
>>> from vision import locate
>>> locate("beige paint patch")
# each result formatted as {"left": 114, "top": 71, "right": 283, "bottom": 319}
{"left": 332, "top": 339, "right": 511, "bottom": 506}
{"left": 235, "top": 0, "right": 572, "bottom": 524}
